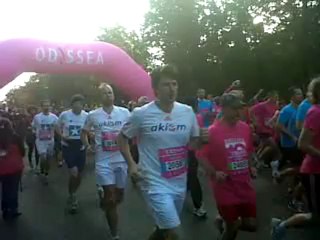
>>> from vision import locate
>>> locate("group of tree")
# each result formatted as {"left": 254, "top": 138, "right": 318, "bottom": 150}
{"left": 5, "top": 0, "right": 320, "bottom": 106}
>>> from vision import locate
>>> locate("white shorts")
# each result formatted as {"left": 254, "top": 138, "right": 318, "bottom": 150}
{"left": 96, "top": 162, "right": 128, "bottom": 188}
{"left": 142, "top": 191, "right": 186, "bottom": 229}
{"left": 35, "top": 140, "right": 55, "bottom": 156}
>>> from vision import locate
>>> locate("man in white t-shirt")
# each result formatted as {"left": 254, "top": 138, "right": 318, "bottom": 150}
{"left": 118, "top": 65, "right": 204, "bottom": 240}
{"left": 32, "top": 100, "right": 58, "bottom": 184}
{"left": 57, "top": 94, "right": 88, "bottom": 213}
{"left": 81, "top": 84, "right": 130, "bottom": 240}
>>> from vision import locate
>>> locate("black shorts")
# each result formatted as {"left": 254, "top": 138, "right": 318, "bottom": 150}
{"left": 62, "top": 143, "right": 86, "bottom": 172}
{"left": 301, "top": 174, "right": 320, "bottom": 215}
{"left": 281, "top": 147, "right": 304, "bottom": 166}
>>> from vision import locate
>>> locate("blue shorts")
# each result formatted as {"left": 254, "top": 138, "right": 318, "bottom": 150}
{"left": 62, "top": 143, "right": 86, "bottom": 172}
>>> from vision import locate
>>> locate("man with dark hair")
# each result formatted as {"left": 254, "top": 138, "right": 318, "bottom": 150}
{"left": 277, "top": 87, "right": 303, "bottom": 169}
{"left": 57, "top": 94, "right": 88, "bottom": 213}
{"left": 118, "top": 65, "right": 206, "bottom": 240}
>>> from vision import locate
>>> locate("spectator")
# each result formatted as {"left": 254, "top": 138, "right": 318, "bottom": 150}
{"left": 0, "top": 117, "right": 25, "bottom": 220}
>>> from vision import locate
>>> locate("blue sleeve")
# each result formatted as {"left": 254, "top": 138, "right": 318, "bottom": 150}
{"left": 278, "top": 108, "right": 289, "bottom": 126}
{"left": 296, "top": 104, "right": 307, "bottom": 122}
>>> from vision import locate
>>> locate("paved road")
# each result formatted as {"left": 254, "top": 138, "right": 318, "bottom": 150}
{"left": 0, "top": 158, "right": 318, "bottom": 240}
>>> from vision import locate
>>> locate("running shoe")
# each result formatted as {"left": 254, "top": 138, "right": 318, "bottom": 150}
{"left": 214, "top": 215, "right": 224, "bottom": 234}
{"left": 67, "top": 195, "right": 79, "bottom": 214}
{"left": 193, "top": 206, "right": 208, "bottom": 218}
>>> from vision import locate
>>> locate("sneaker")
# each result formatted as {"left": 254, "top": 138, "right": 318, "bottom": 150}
{"left": 270, "top": 160, "right": 279, "bottom": 177}
{"left": 112, "top": 236, "right": 120, "bottom": 240}
{"left": 58, "top": 161, "right": 63, "bottom": 168}
{"left": 271, "top": 218, "right": 286, "bottom": 240}
{"left": 193, "top": 206, "right": 207, "bottom": 218}
{"left": 67, "top": 195, "right": 79, "bottom": 214}
{"left": 214, "top": 215, "right": 224, "bottom": 234}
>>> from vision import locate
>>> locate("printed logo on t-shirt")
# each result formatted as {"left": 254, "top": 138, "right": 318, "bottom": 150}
{"left": 68, "top": 125, "right": 81, "bottom": 137}
{"left": 150, "top": 123, "right": 187, "bottom": 132}
{"left": 159, "top": 146, "right": 188, "bottom": 178}
{"left": 224, "top": 138, "right": 249, "bottom": 175}
{"left": 97, "top": 120, "right": 122, "bottom": 128}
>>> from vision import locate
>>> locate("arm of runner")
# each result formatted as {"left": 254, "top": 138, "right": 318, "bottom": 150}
{"left": 118, "top": 109, "right": 141, "bottom": 180}
{"left": 31, "top": 115, "right": 37, "bottom": 133}
{"left": 81, "top": 114, "right": 94, "bottom": 151}
{"left": 276, "top": 108, "right": 297, "bottom": 142}
{"left": 296, "top": 104, "right": 307, "bottom": 130}
{"left": 298, "top": 109, "right": 320, "bottom": 158}
{"left": 188, "top": 110, "right": 201, "bottom": 149}
{"left": 55, "top": 112, "right": 64, "bottom": 138}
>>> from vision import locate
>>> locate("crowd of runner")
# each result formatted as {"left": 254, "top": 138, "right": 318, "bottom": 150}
{"left": 0, "top": 65, "right": 320, "bottom": 240}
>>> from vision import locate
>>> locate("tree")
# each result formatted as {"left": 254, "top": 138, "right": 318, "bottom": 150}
{"left": 143, "top": 0, "right": 320, "bottom": 97}
{"left": 97, "top": 25, "right": 151, "bottom": 67}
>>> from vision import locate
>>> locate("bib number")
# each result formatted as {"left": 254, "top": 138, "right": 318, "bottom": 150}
{"left": 159, "top": 146, "right": 187, "bottom": 179}
{"left": 228, "top": 160, "right": 248, "bottom": 173}
{"left": 102, "top": 132, "right": 119, "bottom": 151}
{"left": 39, "top": 130, "right": 52, "bottom": 141}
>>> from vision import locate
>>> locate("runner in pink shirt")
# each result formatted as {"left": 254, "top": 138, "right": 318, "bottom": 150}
{"left": 250, "top": 91, "right": 281, "bottom": 177}
{"left": 271, "top": 77, "right": 320, "bottom": 240}
{"left": 201, "top": 93, "right": 257, "bottom": 240}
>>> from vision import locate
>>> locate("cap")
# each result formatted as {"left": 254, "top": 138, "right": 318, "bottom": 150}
{"left": 220, "top": 93, "right": 245, "bottom": 108}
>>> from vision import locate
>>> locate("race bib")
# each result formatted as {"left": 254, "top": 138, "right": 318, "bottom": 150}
{"left": 101, "top": 131, "right": 119, "bottom": 151}
{"left": 39, "top": 124, "right": 53, "bottom": 141}
{"left": 228, "top": 160, "right": 248, "bottom": 172}
{"left": 39, "top": 130, "right": 52, "bottom": 140}
{"left": 159, "top": 146, "right": 188, "bottom": 179}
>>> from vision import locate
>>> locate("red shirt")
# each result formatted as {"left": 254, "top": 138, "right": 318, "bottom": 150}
{"left": 204, "top": 120, "right": 256, "bottom": 205}
{"left": 250, "top": 100, "right": 277, "bottom": 135}
{"left": 0, "top": 144, "right": 24, "bottom": 175}
{"left": 301, "top": 105, "right": 320, "bottom": 174}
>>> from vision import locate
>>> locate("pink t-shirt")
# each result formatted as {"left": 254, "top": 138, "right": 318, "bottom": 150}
{"left": 300, "top": 105, "right": 320, "bottom": 174}
{"left": 250, "top": 100, "right": 277, "bottom": 135}
{"left": 205, "top": 120, "right": 256, "bottom": 205}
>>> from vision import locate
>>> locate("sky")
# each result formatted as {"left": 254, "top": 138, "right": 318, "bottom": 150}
{"left": 0, "top": 0, "right": 150, "bottom": 101}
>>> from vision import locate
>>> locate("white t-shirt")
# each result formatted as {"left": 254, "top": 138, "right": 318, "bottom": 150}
{"left": 58, "top": 110, "right": 88, "bottom": 146}
{"left": 121, "top": 101, "right": 200, "bottom": 194}
{"left": 32, "top": 112, "right": 59, "bottom": 142}
{"left": 83, "top": 106, "right": 130, "bottom": 164}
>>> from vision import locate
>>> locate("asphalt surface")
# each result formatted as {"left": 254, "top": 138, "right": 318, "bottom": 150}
{"left": 0, "top": 157, "right": 318, "bottom": 240}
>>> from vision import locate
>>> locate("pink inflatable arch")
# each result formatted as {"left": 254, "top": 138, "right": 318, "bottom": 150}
{"left": 0, "top": 39, "right": 154, "bottom": 99}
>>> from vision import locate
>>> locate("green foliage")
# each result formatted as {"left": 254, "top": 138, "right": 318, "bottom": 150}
{"left": 143, "top": 0, "right": 320, "bottom": 97}
{"left": 5, "top": 0, "right": 320, "bottom": 104}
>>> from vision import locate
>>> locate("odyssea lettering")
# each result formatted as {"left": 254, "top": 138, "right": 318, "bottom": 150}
{"left": 35, "top": 47, "right": 104, "bottom": 65}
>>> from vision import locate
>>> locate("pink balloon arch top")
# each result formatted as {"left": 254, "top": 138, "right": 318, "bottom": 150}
{"left": 0, "top": 38, "right": 154, "bottom": 100}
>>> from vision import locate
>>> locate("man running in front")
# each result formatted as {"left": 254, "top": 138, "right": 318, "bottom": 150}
{"left": 201, "top": 93, "right": 257, "bottom": 240}
{"left": 58, "top": 94, "right": 88, "bottom": 213}
{"left": 81, "top": 83, "right": 130, "bottom": 240}
{"left": 32, "top": 100, "right": 58, "bottom": 185}
{"left": 118, "top": 65, "right": 202, "bottom": 240}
